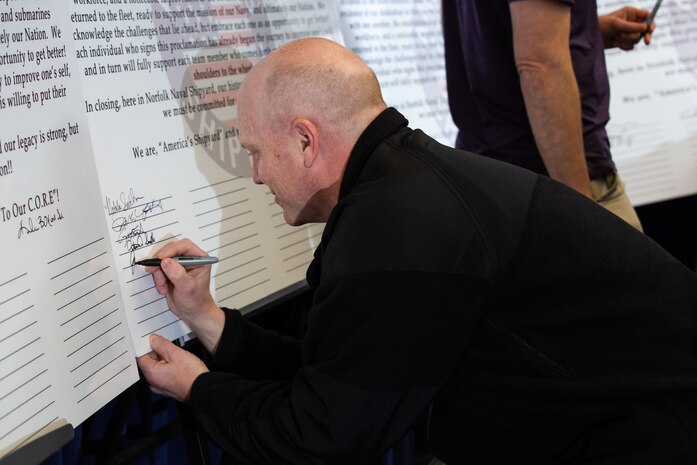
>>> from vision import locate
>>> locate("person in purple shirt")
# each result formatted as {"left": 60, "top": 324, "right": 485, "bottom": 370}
{"left": 442, "top": 0, "right": 655, "bottom": 231}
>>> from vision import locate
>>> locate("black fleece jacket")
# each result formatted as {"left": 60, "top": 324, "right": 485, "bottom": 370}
{"left": 190, "top": 108, "right": 697, "bottom": 465}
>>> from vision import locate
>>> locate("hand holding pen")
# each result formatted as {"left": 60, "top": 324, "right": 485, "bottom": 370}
{"left": 640, "top": 0, "right": 662, "bottom": 40}
{"left": 136, "top": 240, "right": 225, "bottom": 395}
{"left": 140, "top": 239, "right": 221, "bottom": 328}
{"left": 599, "top": 5, "right": 657, "bottom": 50}
{"left": 135, "top": 256, "right": 219, "bottom": 267}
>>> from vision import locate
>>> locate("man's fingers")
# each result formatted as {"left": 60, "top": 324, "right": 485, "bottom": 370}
{"left": 149, "top": 334, "right": 179, "bottom": 362}
{"left": 160, "top": 258, "right": 187, "bottom": 280}
{"left": 621, "top": 6, "right": 650, "bottom": 22}
{"left": 136, "top": 354, "right": 152, "bottom": 369}
{"left": 160, "top": 257, "right": 192, "bottom": 292}
{"left": 151, "top": 268, "right": 170, "bottom": 295}
{"left": 136, "top": 352, "right": 159, "bottom": 375}
{"left": 617, "top": 19, "right": 650, "bottom": 34}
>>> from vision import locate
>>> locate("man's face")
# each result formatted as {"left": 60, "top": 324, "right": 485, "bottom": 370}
{"left": 239, "top": 108, "right": 315, "bottom": 226}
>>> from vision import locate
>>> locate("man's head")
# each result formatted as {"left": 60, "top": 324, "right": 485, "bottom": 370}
{"left": 237, "top": 38, "right": 387, "bottom": 226}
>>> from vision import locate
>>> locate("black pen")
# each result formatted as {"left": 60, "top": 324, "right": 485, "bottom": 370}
{"left": 134, "top": 256, "right": 219, "bottom": 267}
{"left": 641, "top": 0, "right": 662, "bottom": 38}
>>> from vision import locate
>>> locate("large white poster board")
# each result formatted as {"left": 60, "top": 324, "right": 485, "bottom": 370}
{"left": 599, "top": 0, "right": 697, "bottom": 205}
{"left": 338, "top": 0, "right": 457, "bottom": 145}
{"left": 5, "top": 0, "right": 693, "bottom": 455}
{"left": 0, "top": 0, "right": 340, "bottom": 453}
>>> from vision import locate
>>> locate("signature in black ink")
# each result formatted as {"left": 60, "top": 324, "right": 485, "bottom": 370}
{"left": 128, "top": 230, "right": 156, "bottom": 274}
{"left": 121, "top": 222, "right": 147, "bottom": 242}
{"left": 142, "top": 199, "right": 163, "bottom": 214}
{"left": 111, "top": 198, "right": 163, "bottom": 235}
{"left": 17, "top": 218, "right": 40, "bottom": 239}
{"left": 105, "top": 188, "right": 165, "bottom": 273}
{"left": 105, "top": 188, "right": 145, "bottom": 214}
{"left": 607, "top": 122, "right": 639, "bottom": 148}
{"left": 17, "top": 209, "right": 65, "bottom": 239}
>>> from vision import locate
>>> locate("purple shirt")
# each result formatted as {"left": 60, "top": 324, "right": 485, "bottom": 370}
{"left": 443, "top": 0, "right": 615, "bottom": 179}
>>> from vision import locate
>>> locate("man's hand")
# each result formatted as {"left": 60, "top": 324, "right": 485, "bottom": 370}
{"left": 145, "top": 238, "right": 225, "bottom": 355}
{"left": 137, "top": 334, "right": 209, "bottom": 402}
{"left": 600, "top": 6, "right": 655, "bottom": 50}
{"left": 146, "top": 238, "right": 219, "bottom": 324}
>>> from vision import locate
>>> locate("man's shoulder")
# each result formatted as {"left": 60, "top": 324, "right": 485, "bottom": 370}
{"left": 325, "top": 130, "right": 540, "bottom": 280}
{"left": 377, "top": 128, "right": 539, "bottom": 216}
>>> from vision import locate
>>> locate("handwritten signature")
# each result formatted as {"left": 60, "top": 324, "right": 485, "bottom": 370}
{"left": 104, "top": 188, "right": 145, "bottom": 214}
{"left": 106, "top": 188, "right": 165, "bottom": 273}
{"left": 607, "top": 122, "right": 639, "bottom": 148}
{"left": 17, "top": 209, "right": 65, "bottom": 239}
{"left": 127, "top": 228, "right": 156, "bottom": 272}
{"left": 111, "top": 198, "right": 163, "bottom": 234}
{"left": 110, "top": 196, "right": 163, "bottom": 235}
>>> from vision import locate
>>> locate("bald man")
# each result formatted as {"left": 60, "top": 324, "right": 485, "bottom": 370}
{"left": 138, "top": 38, "right": 697, "bottom": 464}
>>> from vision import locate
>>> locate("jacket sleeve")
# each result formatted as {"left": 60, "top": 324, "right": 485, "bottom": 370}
{"left": 189, "top": 271, "right": 488, "bottom": 465}
{"left": 206, "top": 307, "right": 303, "bottom": 380}
{"left": 188, "top": 141, "right": 500, "bottom": 464}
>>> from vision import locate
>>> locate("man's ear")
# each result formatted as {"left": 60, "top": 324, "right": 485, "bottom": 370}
{"left": 291, "top": 118, "right": 319, "bottom": 168}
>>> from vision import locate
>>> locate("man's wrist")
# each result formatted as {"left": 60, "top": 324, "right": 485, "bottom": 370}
{"left": 189, "top": 304, "right": 225, "bottom": 355}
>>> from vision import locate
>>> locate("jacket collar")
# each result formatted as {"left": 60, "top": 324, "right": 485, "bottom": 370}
{"left": 306, "top": 107, "right": 408, "bottom": 289}
{"left": 338, "top": 107, "right": 409, "bottom": 201}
